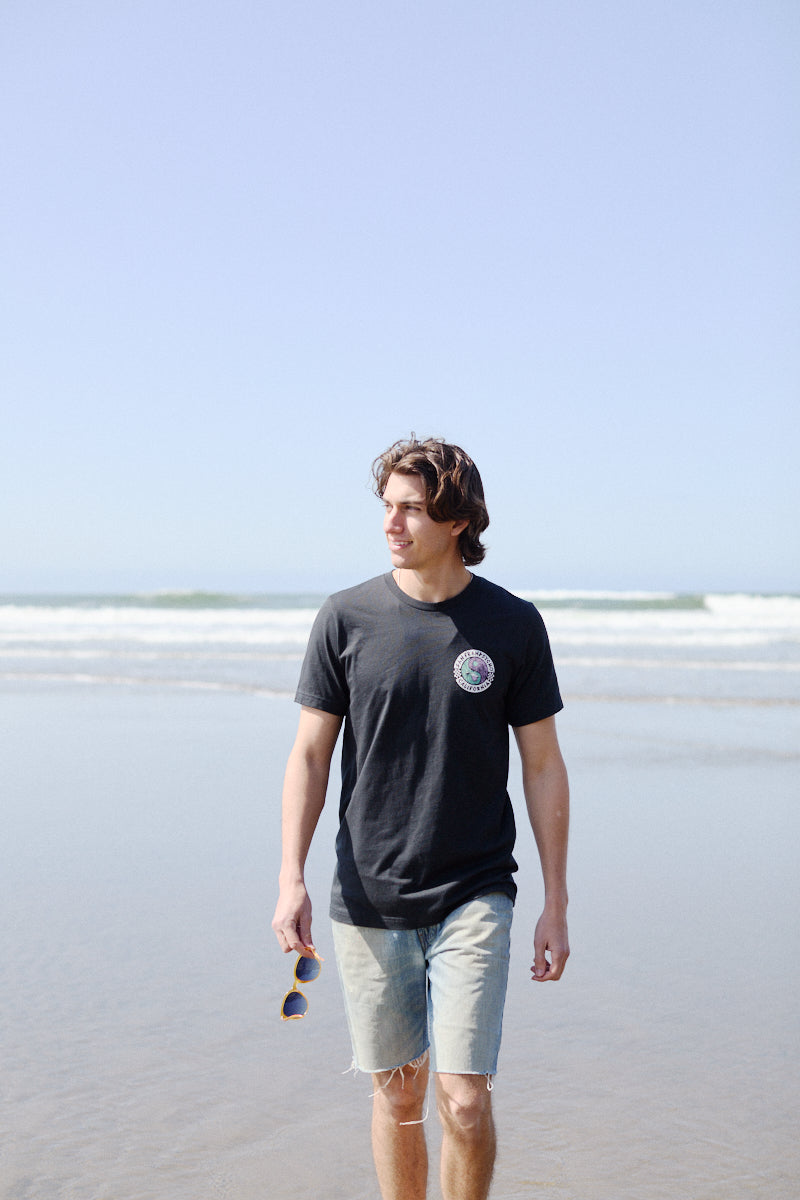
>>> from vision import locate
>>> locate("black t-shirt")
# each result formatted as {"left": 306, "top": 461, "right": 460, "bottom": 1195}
{"left": 295, "top": 572, "right": 563, "bottom": 929}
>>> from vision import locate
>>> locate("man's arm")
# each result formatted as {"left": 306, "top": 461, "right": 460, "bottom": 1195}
{"left": 271, "top": 705, "right": 343, "bottom": 958}
{"left": 513, "top": 715, "right": 570, "bottom": 981}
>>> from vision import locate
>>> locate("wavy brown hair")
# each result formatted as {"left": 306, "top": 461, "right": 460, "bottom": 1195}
{"left": 372, "top": 435, "right": 489, "bottom": 566}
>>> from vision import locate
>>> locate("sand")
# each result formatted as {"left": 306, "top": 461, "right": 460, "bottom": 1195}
{"left": 1, "top": 684, "right": 798, "bottom": 1199}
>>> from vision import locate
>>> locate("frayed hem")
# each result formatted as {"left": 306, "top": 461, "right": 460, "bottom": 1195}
{"left": 428, "top": 1069, "right": 496, "bottom": 1091}
{"left": 369, "top": 1050, "right": 429, "bottom": 1097}
{"left": 344, "top": 1052, "right": 432, "bottom": 1125}
{"left": 342, "top": 1048, "right": 430, "bottom": 1083}
{"left": 340, "top": 1055, "right": 493, "bottom": 1122}
{"left": 343, "top": 1056, "right": 494, "bottom": 1091}
{"left": 373, "top": 1053, "right": 430, "bottom": 1126}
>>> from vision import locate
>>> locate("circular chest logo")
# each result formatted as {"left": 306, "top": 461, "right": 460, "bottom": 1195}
{"left": 453, "top": 649, "right": 495, "bottom": 693}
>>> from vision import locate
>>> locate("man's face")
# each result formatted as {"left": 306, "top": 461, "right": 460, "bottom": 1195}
{"left": 382, "top": 472, "right": 463, "bottom": 574}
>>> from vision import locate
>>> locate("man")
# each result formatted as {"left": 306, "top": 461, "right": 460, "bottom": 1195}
{"left": 272, "top": 435, "right": 569, "bottom": 1200}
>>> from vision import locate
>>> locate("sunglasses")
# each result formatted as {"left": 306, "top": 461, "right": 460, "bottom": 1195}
{"left": 280, "top": 951, "right": 323, "bottom": 1020}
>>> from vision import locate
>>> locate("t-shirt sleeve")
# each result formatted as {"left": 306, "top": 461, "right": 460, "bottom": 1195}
{"left": 294, "top": 598, "right": 350, "bottom": 716}
{"left": 505, "top": 604, "right": 563, "bottom": 727}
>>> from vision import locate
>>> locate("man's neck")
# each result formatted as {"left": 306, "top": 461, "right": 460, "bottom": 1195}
{"left": 393, "top": 564, "right": 472, "bottom": 604}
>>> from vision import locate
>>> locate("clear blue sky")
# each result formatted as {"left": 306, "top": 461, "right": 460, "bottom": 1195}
{"left": 2, "top": 1, "right": 798, "bottom": 594}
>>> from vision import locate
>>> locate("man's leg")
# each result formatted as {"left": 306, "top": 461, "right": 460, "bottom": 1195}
{"left": 371, "top": 1057, "right": 430, "bottom": 1200}
{"left": 435, "top": 1073, "right": 496, "bottom": 1200}
{"left": 424, "top": 894, "right": 512, "bottom": 1200}
{"left": 331, "top": 921, "right": 431, "bottom": 1198}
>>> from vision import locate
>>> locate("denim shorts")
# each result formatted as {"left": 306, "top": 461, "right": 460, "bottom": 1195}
{"left": 331, "top": 893, "right": 513, "bottom": 1076}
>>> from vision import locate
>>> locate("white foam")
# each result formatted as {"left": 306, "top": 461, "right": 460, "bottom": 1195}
{"left": 1, "top": 595, "right": 798, "bottom": 661}
{"left": 0, "top": 605, "right": 319, "bottom": 647}
{"left": 541, "top": 597, "right": 800, "bottom": 650}
{"left": 704, "top": 593, "right": 800, "bottom": 625}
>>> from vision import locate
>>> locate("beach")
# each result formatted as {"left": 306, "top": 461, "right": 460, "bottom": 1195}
{"left": 1, "top": 592, "right": 798, "bottom": 1198}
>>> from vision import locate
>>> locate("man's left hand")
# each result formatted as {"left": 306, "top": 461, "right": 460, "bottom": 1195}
{"left": 532, "top": 905, "right": 569, "bottom": 981}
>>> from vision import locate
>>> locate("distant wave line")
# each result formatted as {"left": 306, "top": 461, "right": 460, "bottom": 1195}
{"left": 2, "top": 589, "right": 799, "bottom": 615}
{"left": 0, "top": 592, "right": 327, "bottom": 611}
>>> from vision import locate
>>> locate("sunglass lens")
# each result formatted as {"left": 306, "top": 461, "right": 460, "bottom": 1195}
{"left": 295, "top": 955, "right": 321, "bottom": 984}
{"left": 282, "top": 990, "right": 308, "bottom": 1019}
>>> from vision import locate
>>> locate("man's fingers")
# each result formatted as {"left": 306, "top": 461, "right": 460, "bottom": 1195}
{"left": 272, "top": 887, "right": 314, "bottom": 955}
{"left": 546, "top": 947, "right": 568, "bottom": 980}
{"left": 531, "top": 943, "right": 569, "bottom": 981}
{"left": 286, "top": 928, "right": 319, "bottom": 959}
{"left": 532, "top": 953, "right": 550, "bottom": 980}
{"left": 531, "top": 908, "right": 570, "bottom": 982}
{"left": 283, "top": 921, "right": 307, "bottom": 954}
{"left": 298, "top": 916, "right": 315, "bottom": 954}
{"left": 275, "top": 929, "right": 296, "bottom": 955}
{"left": 532, "top": 928, "right": 549, "bottom": 978}
{"left": 273, "top": 917, "right": 306, "bottom": 955}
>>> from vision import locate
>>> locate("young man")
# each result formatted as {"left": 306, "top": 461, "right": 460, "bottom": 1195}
{"left": 272, "top": 436, "right": 569, "bottom": 1200}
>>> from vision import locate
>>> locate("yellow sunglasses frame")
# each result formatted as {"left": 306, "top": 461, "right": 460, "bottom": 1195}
{"left": 280, "top": 950, "right": 323, "bottom": 1021}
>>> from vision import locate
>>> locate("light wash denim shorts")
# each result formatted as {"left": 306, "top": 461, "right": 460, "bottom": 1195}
{"left": 331, "top": 893, "right": 513, "bottom": 1076}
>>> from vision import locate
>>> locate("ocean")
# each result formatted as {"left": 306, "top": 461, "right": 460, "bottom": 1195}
{"left": 2, "top": 586, "right": 798, "bottom": 1198}
{"left": 2, "top": 586, "right": 799, "bottom": 705}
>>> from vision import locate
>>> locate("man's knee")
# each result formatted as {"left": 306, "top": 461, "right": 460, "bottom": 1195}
{"left": 372, "top": 1055, "right": 430, "bottom": 1120}
{"left": 435, "top": 1073, "right": 493, "bottom": 1136}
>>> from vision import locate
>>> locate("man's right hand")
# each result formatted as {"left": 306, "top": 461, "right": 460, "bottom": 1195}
{"left": 271, "top": 881, "right": 316, "bottom": 957}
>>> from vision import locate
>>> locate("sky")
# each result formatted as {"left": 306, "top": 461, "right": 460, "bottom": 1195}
{"left": 2, "top": 0, "right": 798, "bottom": 595}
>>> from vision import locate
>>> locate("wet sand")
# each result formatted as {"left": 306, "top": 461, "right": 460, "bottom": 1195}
{"left": 1, "top": 686, "right": 798, "bottom": 1198}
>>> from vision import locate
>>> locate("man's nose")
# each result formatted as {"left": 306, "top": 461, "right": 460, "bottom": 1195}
{"left": 384, "top": 506, "right": 403, "bottom": 530}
